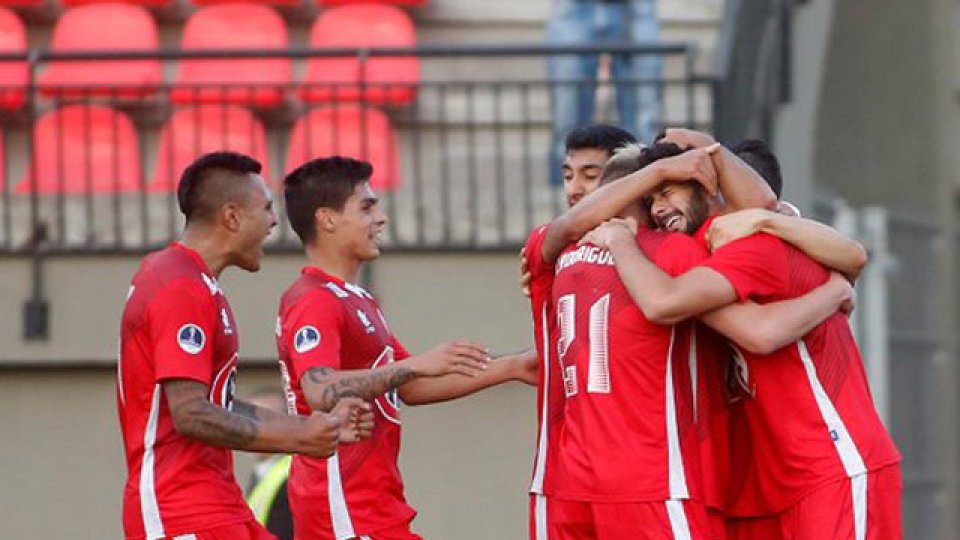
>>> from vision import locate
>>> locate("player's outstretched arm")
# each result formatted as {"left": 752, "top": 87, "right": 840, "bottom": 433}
{"left": 658, "top": 128, "right": 777, "bottom": 213}
{"left": 539, "top": 146, "right": 720, "bottom": 264}
{"left": 399, "top": 349, "right": 538, "bottom": 405}
{"left": 587, "top": 220, "right": 739, "bottom": 324}
{"left": 300, "top": 341, "right": 491, "bottom": 412}
{"left": 163, "top": 379, "right": 368, "bottom": 457}
{"left": 699, "top": 272, "right": 854, "bottom": 355}
{"left": 708, "top": 209, "right": 868, "bottom": 282}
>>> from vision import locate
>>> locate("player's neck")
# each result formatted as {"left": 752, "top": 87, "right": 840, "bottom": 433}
{"left": 305, "top": 244, "right": 363, "bottom": 284}
{"left": 180, "top": 227, "right": 230, "bottom": 278}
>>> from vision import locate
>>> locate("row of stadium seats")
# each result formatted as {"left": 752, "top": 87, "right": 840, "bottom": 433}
{"left": 0, "top": 0, "right": 426, "bottom": 7}
{"left": 10, "top": 103, "right": 402, "bottom": 193}
{"left": 0, "top": 2, "right": 420, "bottom": 109}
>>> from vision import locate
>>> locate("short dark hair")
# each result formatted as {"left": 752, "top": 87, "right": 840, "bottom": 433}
{"left": 732, "top": 139, "right": 783, "bottom": 199}
{"left": 565, "top": 125, "right": 638, "bottom": 157}
{"left": 177, "top": 151, "right": 262, "bottom": 223}
{"left": 283, "top": 156, "right": 373, "bottom": 245}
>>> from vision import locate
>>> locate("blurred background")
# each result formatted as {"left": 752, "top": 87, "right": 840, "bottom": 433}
{"left": 0, "top": 0, "right": 957, "bottom": 537}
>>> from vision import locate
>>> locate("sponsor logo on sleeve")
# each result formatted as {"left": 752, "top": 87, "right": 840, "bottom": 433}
{"left": 177, "top": 324, "right": 206, "bottom": 355}
{"left": 294, "top": 325, "right": 321, "bottom": 354}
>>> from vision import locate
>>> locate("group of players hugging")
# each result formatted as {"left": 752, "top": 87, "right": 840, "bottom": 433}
{"left": 117, "top": 124, "right": 899, "bottom": 540}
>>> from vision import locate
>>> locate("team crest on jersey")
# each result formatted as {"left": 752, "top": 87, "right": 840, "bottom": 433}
{"left": 177, "top": 324, "right": 206, "bottom": 355}
{"left": 210, "top": 354, "right": 238, "bottom": 410}
{"left": 725, "top": 345, "right": 756, "bottom": 402}
{"left": 294, "top": 325, "right": 321, "bottom": 354}
{"left": 371, "top": 345, "right": 401, "bottom": 425}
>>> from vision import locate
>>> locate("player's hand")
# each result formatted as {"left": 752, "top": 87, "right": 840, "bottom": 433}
{"left": 829, "top": 271, "right": 857, "bottom": 315}
{"left": 511, "top": 348, "right": 539, "bottom": 386}
{"left": 580, "top": 217, "right": 637, "bottom": 249}
{"left": 297, "top": 411, "right": 342, "bottom": 458}
{"left": 410, "top": 341, "right": 490, "bottom": 378}
{"left": 519, "top": 247, "right": 532, "bottom": 297}
{"left": 706, "top": 208, "right": 776, "bottom": 251}
{"left": 330, "top": 397, "right": 374, "bottom": 443}
{"left": 650, "top": 143, "right": 721, "bottom": 196}
{"left": 657, "top": 128, "right": 717, "bottom": 149}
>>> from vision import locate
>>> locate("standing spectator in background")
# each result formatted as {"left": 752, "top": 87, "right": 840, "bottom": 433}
{"left": 245, "top": 388, "right": 294, "bottom": 540}
{"left": 546, "top": 0, "right": 661, "bottom": 185}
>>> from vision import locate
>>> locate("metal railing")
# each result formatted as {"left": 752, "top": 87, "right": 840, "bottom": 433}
{"left": 0, "top": 43, "right": 710, "bottom": 256}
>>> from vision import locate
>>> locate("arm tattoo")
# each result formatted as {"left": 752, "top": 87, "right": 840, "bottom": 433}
{"left": 164, "top": 380, "right": 258, "bottom": 449}
{"left": 305, "top": 365, "right": 416, "bottom": 411}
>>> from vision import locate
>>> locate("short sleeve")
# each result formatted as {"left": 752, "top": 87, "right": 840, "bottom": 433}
{"left": 653, "top": 233, "right": 711, "bottom": 277}
{"left": 285, "top": 290, "right": 344, "bottom": 380}
{"left": 698, "top": 233, "right": 790, "bottom": 301}
{"left": 524, "top": 225, "right": 555, "bottom": 281}
{"left": 150, "top": 280, "right": 218, "bottom": 385}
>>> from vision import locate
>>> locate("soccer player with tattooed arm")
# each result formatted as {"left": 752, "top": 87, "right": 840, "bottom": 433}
{"left": 117, "top": 152, "right": 373, "bottom": 540}
{"left": 277, "top": 157, "right": 538, "bottom": 540}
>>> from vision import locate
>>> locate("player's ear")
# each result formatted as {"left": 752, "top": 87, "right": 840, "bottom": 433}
{"left": 221, "top": 202, "right": 243, "bottom": 233}
{"left": 315, "top": 207, "right": 336, "bottom": 234}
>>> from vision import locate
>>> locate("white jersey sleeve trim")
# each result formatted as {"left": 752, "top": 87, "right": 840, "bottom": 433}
{"left": 665, "top": 327, "right": 690, "bottom": 500}
{"left": 666, "top": 500, "right": 692, "bottom": 540}
{"left": 327, "top": 452, "right": 358, "bottom": 540}
{"left": 140, "top": 384, "right": 165, "bottom": 540}
{"left": 530, "top": 303, "right": 551, "bottom": 495}
{"left": 797, "top": 339, "right": 868, "bottom": 477}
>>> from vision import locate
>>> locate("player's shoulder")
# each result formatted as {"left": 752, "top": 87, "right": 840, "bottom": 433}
{"left": 524, "top": 223, "right": 550, "bottom": 250}
{"left": 135, "top": 247, "right": 219, "bottom": 306}
{"left": 637, "top": 228, "right": 704, "bottom": 257}
{"left": 281, "top": 272, "right": 351, "bottom": 318}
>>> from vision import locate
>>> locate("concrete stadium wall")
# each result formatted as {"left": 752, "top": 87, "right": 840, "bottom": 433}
{"left": 0, "top": 251, "right": 541, "bottom": 538}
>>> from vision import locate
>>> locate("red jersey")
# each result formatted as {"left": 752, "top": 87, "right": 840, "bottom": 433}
{"left": 694, "top": 222, "right": 901, "bottom": 515}
{"left": 118, "top": 243, "right": 252, "bottom": 539}
{"left": 523, "top": 225, "right": 566, "bottom": 497}
{"left": 277, "top": 267, "right": 416, "bottom": 539}
{"left": 691, "top": 324, "right": 735, "bottom": 514}
{"left": 551, "top": 229, "right": 705, "bottom": 503}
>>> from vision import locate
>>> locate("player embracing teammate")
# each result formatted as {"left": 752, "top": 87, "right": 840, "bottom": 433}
{"left": 524, "top": 128, "right": 901, "bottom": 540}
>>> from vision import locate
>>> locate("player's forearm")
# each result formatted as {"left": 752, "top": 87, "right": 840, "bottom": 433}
{"left": 701, "top": 279, "right": 848, "bottom": 355}
{"left": 761, "top": 214, "right": 868, "bottom": 282}
{"left": 607, "top": 233, "right": 689, "bottom": 324}
{"left": 303, "top": 364, "right": 416, "bottom": 413}
{"left": 398, "top": 353, "right": 527, "bottom": 405}
{"left": 542, "top": 167, "right": 664, "bottom": 263}
{"left": 715, "top": 147, "right": 777, "bottom": 212}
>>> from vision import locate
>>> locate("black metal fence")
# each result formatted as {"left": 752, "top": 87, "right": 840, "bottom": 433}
{"left": 0, "top": 43, "right": 710, "bottom": 255}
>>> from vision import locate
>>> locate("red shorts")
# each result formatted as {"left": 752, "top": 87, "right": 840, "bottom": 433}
{"left": 728, "top": 465, "right": 902, "bottom": 540}
{"left": 706, "top": 509, "right": 727, "bottom": 540}
{"left": 550, "top": 499, "right": 711, "bottom": 540}
{"left": 161, "top": 520, "right": 276, "bottom": 540}
{"left": 530, "top": 493, "right": 557, "bottom": 540}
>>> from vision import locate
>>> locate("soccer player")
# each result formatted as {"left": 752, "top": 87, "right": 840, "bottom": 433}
{"left": 117, "top": 152, "right": 371, "bottom": 540}
{"left": 583, "top": 148, "right": 902, "bottom": 540}
{"left": 527, "top": 142, "right": 854, "bottom": 539}
{"left": 523, "top": 124, "right": 637, "bottom": 540}
{"left": 278, "top": 156, "right": 538, "bottom": 540}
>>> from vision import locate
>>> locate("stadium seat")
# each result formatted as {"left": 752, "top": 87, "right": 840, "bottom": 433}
{"left": 286, "top": 106, "right": 401, "bottom": 191}
{"left": 172, "top": 4, "right": 291, "bottom": 107}
{"left": 150, "top": 105, "right": 270, "bottom": 192}
{"left": 301, "top": 4, "right": 419, "bottom": 106}
{"left": 38, "top": 4, "right": 161, "bottom": 99}
{"left": 61, "top": 0, "right": 174, "bottom": 6}
{"left": 0, "top": 7, "right": 25, "bottom": 110}
{"left": 17, "top": 105, "right": 141, "bottom": 194}
{"left": 317, "top": 0, "right": 426, "bottom": 5}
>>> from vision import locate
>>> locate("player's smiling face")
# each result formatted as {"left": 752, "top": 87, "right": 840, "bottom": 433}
{"left": 235, "top": 174, "right": 278, "bottom": 272}
{"left": 336, "top": 181, "right": 387, "bottom": 262}
{"left": 647, "top": 181, "right": 710, "bottom": 235}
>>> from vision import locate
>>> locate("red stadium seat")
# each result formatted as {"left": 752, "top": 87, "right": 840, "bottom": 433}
{"left": 172, "top": 4, "right": 291, "bottom": 107}
{"left": 0, "top": 8, "right": 26, "bottom": 110}
{"left": 17, "top": 105, "right": 141, "bottom": 194}
{"left": 286, "top": 106, "right": 401, "bottom": 191}
{"left": 317, "top": 0, "right": 426, "bottom": 5}
{"left": 150, "top": 105, "right": 270, "bottom": 192}
{"left": 301, "top": 4, "right": 419, "bottom": 106}
{"left": 61, "top": 0, "right": 174, "bottom": 6}
{"left": 38, "top": 4, "right": 161, "bottom": 99}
